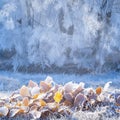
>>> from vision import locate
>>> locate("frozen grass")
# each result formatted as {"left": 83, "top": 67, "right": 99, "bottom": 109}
{"left": 0, "top": 71, "right": 120, "bottom": 90}
{"left": 0, "top": 112, "right": 119, "bottom": 120}
{"left": 0, "top": 71, "right": 120, "bottom": 120}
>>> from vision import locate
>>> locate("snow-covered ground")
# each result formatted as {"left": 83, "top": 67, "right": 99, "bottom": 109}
{"left": 0, "top": 0, "right": 120, "bottom": 119}
{"left": 0, "top": 71, "right": 120, "bottom": 120}
{"left": 0, "top": 71, "right": 120, "bottom": 91}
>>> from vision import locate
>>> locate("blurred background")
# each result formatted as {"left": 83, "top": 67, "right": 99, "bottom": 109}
{"left": 0, "top": 0, "right": 120, "bottom": 74}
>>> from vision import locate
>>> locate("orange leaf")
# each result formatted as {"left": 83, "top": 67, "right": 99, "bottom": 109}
{"left": 16, "top": 101, "right": 22, "bottom": 107}
{"left": 33, "top": 94, "right": 39, "bottom": 99}
{"left": 23, "top": 97, "right": 29, "bottom": 106}
{"left": 40, "top": 99, "right": 46, "bottom": 107}
{"left": 96, "top": 87, "right": 102, "bottom": 95}
{"left": 18, "top": 109, "right": 24, "bottom": 114}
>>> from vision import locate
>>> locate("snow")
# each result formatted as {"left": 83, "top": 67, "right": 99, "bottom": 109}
{"left": 0, "top": 1, "right": 120, "bottom": 119}
{"left": 0, "top": 71, "right": 120, "bottom": 92}
{"left": 0, "top": 71, "right": 120, "bottom": 120}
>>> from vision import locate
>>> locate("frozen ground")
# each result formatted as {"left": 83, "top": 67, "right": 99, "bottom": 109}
{"left": 0, "top": 72, "right": 116, "bottom": 88}
{"left": 0, "top": 71, "right": 120, "bottom": 120}
{"left": 0, "top": 71, "right": 120, "bottom": 91}
{"left": 0, "top": 71, "right": 120, "bottom": 98}
{"left": 0, "top": 1, "right": 120, "bottom": 119}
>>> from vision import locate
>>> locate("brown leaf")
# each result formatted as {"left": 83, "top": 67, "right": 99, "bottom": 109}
{"left": 28, "top": 80, "right": 38, "bottom": 88}
{"left": 23, "top": 97, "right": 29, "bottom": 106}
{"left": 74, "top": 93, "right": 86, "bottom": 108}
{"left": 40, "top": 81, "right": 51, "bottom": 93}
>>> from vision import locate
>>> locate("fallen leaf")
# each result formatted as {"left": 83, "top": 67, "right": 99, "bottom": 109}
{"left": 96, "top": 87, "right": 102, "bottom": 95}
{"left": 23, "top": 97, "right": 29, "bottom": 106}
{"left": 40, "top": 99, "right": 46, "bottom": 107}
{"left": 28, "top": 80, "right": 38, "bottom": 88}
{"left": 0, "top": 106, "right": 9, "bottom": 116}
{"left": 54, "top": 91, "right": 63, "bottom": 103}
{"left": 20, "top": 85, "right": 30, "bottom": 97}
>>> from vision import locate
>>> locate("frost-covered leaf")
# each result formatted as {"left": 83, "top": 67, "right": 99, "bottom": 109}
{"left": 116, "top": 95, "right": 120, "bottom": 106}
{"left": 23, "top": 97, "right": 29, "bottom": 106}
{"left": 9, "top": 108, "right": 24, "bottom": 117}
{"left": 31, "top": 86, "right": 40, "bottom": 96}
{"left": 40, "top": 81, "right": 51, "bottom": 92}
{"left": 103, "top": 81, "right": 112, "bottom": 92}
{"left": 47, "top": 103, "right": 58, "bottom": 112}
{"left": 0, "top": 106, "right": 9, "bottom": 116}
{"left": 40, "top": 99, "right": 46, "bottom": 107}
{"left": 30, "top": 110, "right": 41, "bottom": 119}
{"left": 64, "top": 92, "right": 73, "bottom": 102}
{"left": 28, "top": 80, "right": 38, "bottom": 88}
{"left": 45, "top": 76, "right": 53, "bottom": 84}
{"left": 20, "top": 85, "right": 30, "bottom": 97}
{"left": 74, "top": 93, "right": 86, "bottom": 107}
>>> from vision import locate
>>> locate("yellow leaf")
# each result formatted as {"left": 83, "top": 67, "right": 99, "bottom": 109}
{"left": 4, "top": 104, "right": 10, "bottom": 109}
{"left": 96, "top": 87, "right": 102, "bottom": 95}
{"left": 16, "top": 101, "right": 22, "bottom": 107}
{"left": 33, "top": 94, "right": 39, "bottom": 99}
{"left": 54, "top": 91, "right": 63, "bottom": 103}
{"left": 40, "top": 99, "right": 46, "bottom": 107}
{"left": 18, "top": 109, "right": 24, "bottom": 114}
